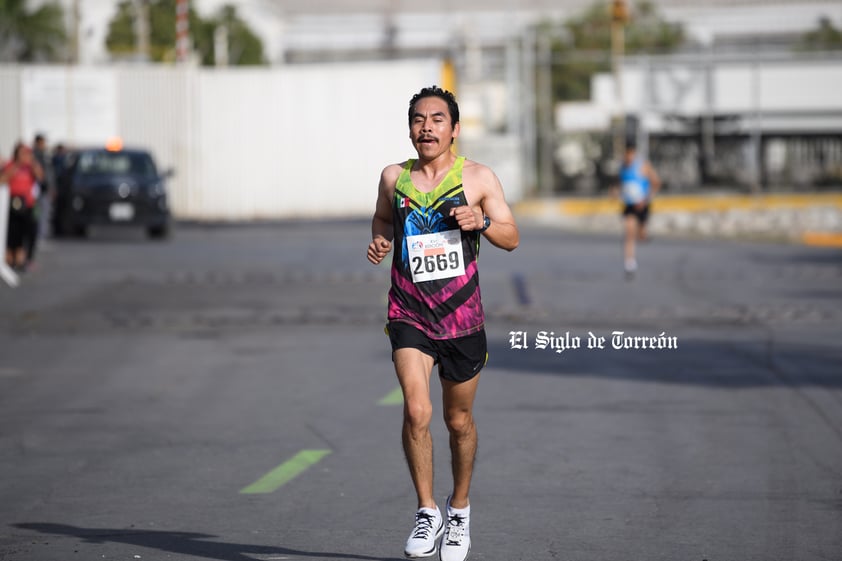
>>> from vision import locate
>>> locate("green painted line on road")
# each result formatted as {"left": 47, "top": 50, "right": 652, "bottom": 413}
{"left": 378, "top": 386, "right": 404, "bottom": 406}
{"left": 240, "top": 449, "right": 331, "bottom": 494}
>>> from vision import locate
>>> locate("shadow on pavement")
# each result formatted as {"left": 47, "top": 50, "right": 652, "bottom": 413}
{"left": 488, "top": 334, "right": 842, "bottom": 389}
{"left": 13, "top": 523, "right": 404, "bottom": 561}
{"left": 749, "top": 247, "right": 842, "bottom": 267}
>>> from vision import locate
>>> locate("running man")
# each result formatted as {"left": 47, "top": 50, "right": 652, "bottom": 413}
{"left": 619, "top": 141, "right": 660, "bottom": 278}
{"left": 366, "top": 86, "right": 519, "bottom": 561}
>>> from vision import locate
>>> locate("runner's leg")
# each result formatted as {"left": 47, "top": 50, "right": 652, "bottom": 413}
{"left": 394, "top": 347, "right": 437, "bottom": 510}
{"left": 623, "top": 214, "right": 638, "bottom": 266}
{"left": 442, "top": 374, "right": 480, "bottom": 509}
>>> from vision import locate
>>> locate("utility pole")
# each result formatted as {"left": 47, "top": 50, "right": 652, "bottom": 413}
{"left": 135, "top": 0, "right": 150, "bottom": 61}
{"left": 750, "top": 57, "right": 763, "bottom": 192}
{"left": 381, "top": 0, "right": 398, "bottom": 58}
{"left": 214, "top": 24, "right": 229, "bottom": 66}
{"left": 522, "top": 26, "right": 537, "bottom": 196}
{"left": 254, "top": 0, "right": 287, "bottom": 64}
{"left": 610, "top": 0, "right": 630, "bottom": 164}
{"left": 70, "top": 0, "right": 81, "bottom": 64}
{"left": 536, "top": 30, "right": 554, "bottom": 195}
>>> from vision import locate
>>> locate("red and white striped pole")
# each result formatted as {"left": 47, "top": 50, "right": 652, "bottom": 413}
{"left": 175, "top": 0, "right": 190, "bottom": 63}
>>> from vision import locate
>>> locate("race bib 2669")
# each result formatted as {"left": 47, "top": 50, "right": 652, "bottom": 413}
{"left": 406, "top": 229, "right": 465, "bottom": 283}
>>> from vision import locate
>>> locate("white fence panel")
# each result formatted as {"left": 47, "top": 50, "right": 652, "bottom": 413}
{"left": 194, "top": 60, "right": 440, "bottom": 219}
{"left": 20, "top": 67, "right": 119, "bottom": 146}
{"left": 117, "top": 66, "right": 197, "bottom": 218}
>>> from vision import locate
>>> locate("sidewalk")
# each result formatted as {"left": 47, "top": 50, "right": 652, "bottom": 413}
{"left": 514, "top": 192, "right": 842, "bottom": 247}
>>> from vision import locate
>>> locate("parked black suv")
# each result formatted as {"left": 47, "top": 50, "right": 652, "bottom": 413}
{"left": 53, "top": 146, "right": 172, "bottom": 239}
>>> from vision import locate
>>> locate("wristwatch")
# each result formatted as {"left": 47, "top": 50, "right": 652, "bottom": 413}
{"left": 478, "top": 215, "right": 491, "bottom": 232}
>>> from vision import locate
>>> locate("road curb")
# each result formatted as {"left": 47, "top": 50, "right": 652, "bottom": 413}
{"left": 514, "top": 192, "right": 842, "bottom": 245}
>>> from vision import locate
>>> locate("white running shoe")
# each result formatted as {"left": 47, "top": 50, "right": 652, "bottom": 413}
{"left": 404, "top": 506, "right": 444, "bottom": 558}
{"left": 624, "top": 258, "right": 638, "bottom": 280}
{"left": 439, "top": 498, "right": 470, "bottom": 561}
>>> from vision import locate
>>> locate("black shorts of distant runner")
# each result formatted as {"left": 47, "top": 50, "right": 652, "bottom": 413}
{"left": 622, "top": 202, "right": 650, "bottom": 224}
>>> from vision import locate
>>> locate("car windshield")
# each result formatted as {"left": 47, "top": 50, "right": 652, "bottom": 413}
{"left": 77, "top": 151, "right": 157, "bottom": 178}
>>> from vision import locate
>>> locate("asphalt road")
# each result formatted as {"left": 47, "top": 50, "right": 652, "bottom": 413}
{"left": 1, "top": 220, "right": 841, "bottom": 561}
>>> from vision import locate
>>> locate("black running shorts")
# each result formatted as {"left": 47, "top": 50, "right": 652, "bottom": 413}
{"left": 622, "top": 202, "right": 650, "bottom": 224}
{"left": 387, "top": 321, "right": 487, "bottom": 383}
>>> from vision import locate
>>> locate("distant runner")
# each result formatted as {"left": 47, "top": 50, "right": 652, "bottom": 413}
{"left": 619, "top": 142, "right": 660, "bottom": 278}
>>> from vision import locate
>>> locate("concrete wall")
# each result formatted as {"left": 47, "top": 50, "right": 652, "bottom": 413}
{"left": 590, "top": 54, "right": 842, "bottom": 132}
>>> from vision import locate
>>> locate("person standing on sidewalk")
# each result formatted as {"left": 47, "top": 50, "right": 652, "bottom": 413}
{"left": 619, "top": 141, "right": 660, "bottom": 278}
{"left": 1, "top": 143, "right": 43, "bottom": 271}
{"left": 366, "top": 85, "right": 519, "bottom": 561}
{"left": 29, "top": 133, "right": 54, "bottom": 267}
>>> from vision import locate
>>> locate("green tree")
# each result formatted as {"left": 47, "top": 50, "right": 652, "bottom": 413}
{"left": 196, "top": 5, "right": 266, "bottom": 65}
{"left": 104, "top": 1, "right": 139, "bottom": 59}
{"left": 546, "top": 0, "right": 685, "bottom": 101}
{"left": 105, "top": 1, "right": 265, "bottom": 65}
{"left": 106, "top": 0, "right": 205, "bottom": 62}
{"left": 796, "top": 16, "right": 842, "bottom": 51}
{"left": 0, "top": 0, "right": 67, "bottom": 62}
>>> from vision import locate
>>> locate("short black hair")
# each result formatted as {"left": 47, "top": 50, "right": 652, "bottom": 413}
{"left": 408, "top": 85, "right": 460, "bottom": 127}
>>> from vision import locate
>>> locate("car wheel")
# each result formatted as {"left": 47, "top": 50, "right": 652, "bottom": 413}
{"left": 52, "top": 216, "right": 66, "bottom": 238}
{"left": 147, "top": 224, "right": 170, "bottom": 239}
{"left": 54, "top": 208, "right": 73, "bottom": 238}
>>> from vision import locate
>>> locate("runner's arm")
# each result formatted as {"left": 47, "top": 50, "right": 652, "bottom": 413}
{"left": 451, "top": 164, "right": 519, "bottom": 251}
{"left": 479, "top": 169, "right": 519, "bottom": 251}
{"left": 644, "top": 161, "right": 661, "bottom": 197}
{"left": 367, "top": 165, "right": 398, "bottom": 265}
